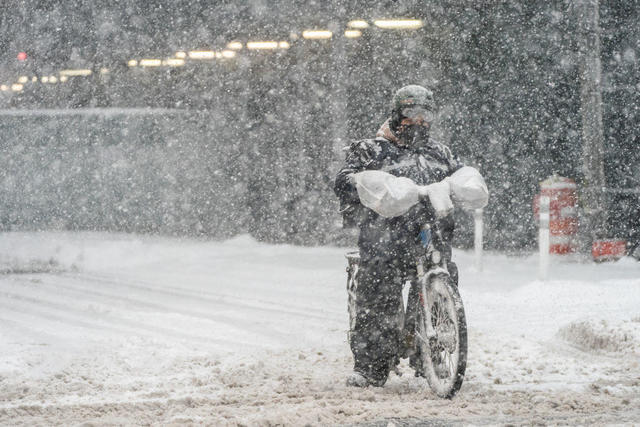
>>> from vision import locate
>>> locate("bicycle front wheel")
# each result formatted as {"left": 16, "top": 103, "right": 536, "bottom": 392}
{"left": 416, "top": 274, "right": 467, "bottom": 398}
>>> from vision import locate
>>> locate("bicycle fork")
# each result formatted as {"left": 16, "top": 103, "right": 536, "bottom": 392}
{"left": 416, "top": 260, "right": 438, "bottom": 343}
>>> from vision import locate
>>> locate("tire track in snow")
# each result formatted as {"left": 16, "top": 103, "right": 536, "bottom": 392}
{"left": 0, "top": 290, "right": 272, "bottom": 350}
{"left": 1, "top": 271, "right": 346, "bottom": 351}
{"left": 1, "top": 274, "right": 305, "bottom": 346}
{"left": 65, "top": 271, "right": 342, "bottom": 320}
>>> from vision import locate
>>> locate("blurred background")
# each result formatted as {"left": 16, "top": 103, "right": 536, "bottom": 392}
{"left": 0, "top": 0, "right": 638, "bottom": 251}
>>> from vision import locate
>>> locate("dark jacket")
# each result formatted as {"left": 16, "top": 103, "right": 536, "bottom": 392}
{"left": 334, "top": 119, "right": 464, "bottom": 231}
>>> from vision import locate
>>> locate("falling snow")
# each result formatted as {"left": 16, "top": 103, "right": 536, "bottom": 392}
{"left": 0, "top": 1, "right": 639, "bottom": 425}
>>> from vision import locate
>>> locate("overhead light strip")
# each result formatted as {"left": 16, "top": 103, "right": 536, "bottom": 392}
{"left": 189, "top": 50, "right": 216, "bottom": 59}
{"left": 373, "top": 19, "right": 423, "bottom": 29}
{"left": 59, "top": 69, "right": 92, "bottom": 76}
{"left": 139, "top": 59, "right": 162, "bottom": 67}
{"left": 302, "top": 30, "right": 333, "bottom": 39}
{"left": 348, "top": 20, "right": 369, "bottom": 29}
{"left": 247, "top": 41, "right": 279, "bottom": 50}
{"left": 163, "top": 58, "right": 185, "bottom": 66}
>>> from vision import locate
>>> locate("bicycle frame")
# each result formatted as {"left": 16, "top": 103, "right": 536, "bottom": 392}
{"left": 404, "top": 222, "right": 451, "bottom": 349}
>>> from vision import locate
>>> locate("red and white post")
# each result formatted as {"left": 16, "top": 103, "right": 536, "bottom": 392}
{"left": 538, "top": 196, "right": 550, "bottom": 280}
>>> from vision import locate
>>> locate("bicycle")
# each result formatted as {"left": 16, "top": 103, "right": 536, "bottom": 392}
{"left": 346, "top": 221, "right": 468, "bottom": 398}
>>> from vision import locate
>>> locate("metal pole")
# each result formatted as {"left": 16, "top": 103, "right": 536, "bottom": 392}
{"left": 577, "top": 0, "right": 607, "bottom": 250}
{"left": 539, "top": 196, "right": 551, "bottom": 280}
{"left": 330, "top": 21, "right": 347, "bottom": 160}
{"left": 474, "top": 208, "right": 483, "bottom": 271}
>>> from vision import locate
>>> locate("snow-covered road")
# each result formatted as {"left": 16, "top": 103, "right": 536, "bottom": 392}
{"left": 1, "top": 232, "right": 639, "bottom": 425}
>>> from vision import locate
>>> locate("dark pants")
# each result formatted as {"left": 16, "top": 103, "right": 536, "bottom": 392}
{"left": 351, "top": 251, "right": 412, "bottom": 383}
{"left": 351, "top": 216, "right": 457, "bottom": 383}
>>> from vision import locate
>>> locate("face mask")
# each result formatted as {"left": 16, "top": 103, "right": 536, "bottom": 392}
{"left": 398, "top": 123, "right": 430, "bottom": 148}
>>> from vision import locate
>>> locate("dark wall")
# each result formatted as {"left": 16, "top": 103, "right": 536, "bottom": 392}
{"left": 0, "top": 110, "right": 249, "bottom": 237}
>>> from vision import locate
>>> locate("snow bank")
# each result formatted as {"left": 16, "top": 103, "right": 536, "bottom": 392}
{"left": 557, "top": 318, "right": 640, "bottom": 353}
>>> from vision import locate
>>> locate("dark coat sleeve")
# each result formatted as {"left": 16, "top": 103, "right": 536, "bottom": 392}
{"left": 334, "top": 141, "right": 377, "bottom": 203}
{"left": 333, "top": 140, "right": 377, "bottom": 227}
{"left": 441, "top": 144, "right": 465, "bottom": 176}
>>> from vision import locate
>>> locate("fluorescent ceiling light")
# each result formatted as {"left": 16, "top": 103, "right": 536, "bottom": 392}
{"left": 49, "top": 76, "right": 58, "bottom": 83}
{"left": 31, "top": 76, "right": 38, "bottom": 82}
{"left": 60, "top": 76, "right": 68, "bottom": 82}
{"left": 247, "top": 41, "right": 279, "bottom": 50}
{"left": 139, "top": 59, "right": 162, "bottom": 67}
{"left": 0, "top": 85, "right": 8, "bottom": 91}
{"left": 175, "top": 51, "right": 187, "bottom": 59}
{"left": 373, "top": 19, "right": 423, "bottom": 29}
{"left": 127, "top": 60, "right": 138, "bottom": 67}
{"left": 279, "top": 41, "right": 290, "bottom": 49}
{"left": 100, "top": 68, "right": 109, "bottom": 74}
{"left": 348, "top": 20, "right": 369, "bottom": 29}
{"left": 302, "top": 30, "right": 333, "bottom": 39}
{"left": 41, "top": 76, "right": 49, "bottom": 83}
{"left": 11, "top": 83, "right": 24, "bottom": 91}
{"left": 227, "top": 41, "right": 243, "bottom": 50}
{"left": 18, "top": 76, "right": 29, "bottom": 84}
{"left": 221, "top": 50, "right": 236, "bottom": 58}
{"left": 189, "top": 50, "right": 215, "bottom": 59}
{"left": 163, "top": 58, "right": 185, "bottom": 66}
{"left": 60, "top": 69, "right": 92, "bottom": 76}
{"left": 345, "top": 30, "right": 362, "bottom": 38}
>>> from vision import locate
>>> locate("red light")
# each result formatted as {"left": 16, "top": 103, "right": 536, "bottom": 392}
{"left": 17, "top": 52, "right": 27, "bottom": 61}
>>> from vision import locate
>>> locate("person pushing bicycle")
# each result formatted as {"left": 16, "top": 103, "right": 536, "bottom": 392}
{"left": 334, "top": 85, "right": 488, "bottom": 388}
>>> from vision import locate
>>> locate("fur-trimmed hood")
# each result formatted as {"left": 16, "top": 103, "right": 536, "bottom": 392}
{"left": 375, "top": 118, "right": 398, "bottom": 144}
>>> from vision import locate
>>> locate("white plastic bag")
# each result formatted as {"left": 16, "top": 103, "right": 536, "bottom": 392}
{"left": 417, "top": 180, "right": 454, "bottom": 219}
{"left": 353, "top": 170, "right": 419, "bottom": 218}
{"left": 446, "top": 166, "right": 489, "bottom": 210}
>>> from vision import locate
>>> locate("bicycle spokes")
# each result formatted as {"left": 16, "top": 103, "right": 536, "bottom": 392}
{"left": 417, "top": 276, "right": 467, "bottom": 398}
{"left": 431, "top": 297, "right": 457, "bottom": 353}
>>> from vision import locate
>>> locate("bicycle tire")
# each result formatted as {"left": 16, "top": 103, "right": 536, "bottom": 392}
{"left": 415, "top": 273, "right": 467, "bottom": 398}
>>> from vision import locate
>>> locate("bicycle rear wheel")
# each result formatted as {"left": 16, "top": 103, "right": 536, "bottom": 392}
{"left": 415, "top": 274, "right": 467, "bottom": 398}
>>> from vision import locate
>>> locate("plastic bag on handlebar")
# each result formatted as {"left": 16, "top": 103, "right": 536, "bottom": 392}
{"left": 418, "top": 180, "right": 454, "bottom": 219}
{"left": 353, "top": 170, "right": 419, "bottom": 218}
{"left": 447, "top": 166, "right": 489, "bottom": 210}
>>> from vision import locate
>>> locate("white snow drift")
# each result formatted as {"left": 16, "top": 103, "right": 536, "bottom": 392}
{"left": 0, "top": 232, "right": 639, "bottom": 425}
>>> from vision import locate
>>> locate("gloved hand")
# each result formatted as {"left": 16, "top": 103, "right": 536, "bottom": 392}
{"left": 417, "top": 180, "right": 454, "bottom": 219}
{"left": 352, "top": 170, "right": 419, "bottom": 218}
{"left": 447, "top": 166, "right": 489, "bottom": 209}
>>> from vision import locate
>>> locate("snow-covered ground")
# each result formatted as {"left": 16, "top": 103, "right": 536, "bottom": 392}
{"left": 0, "top": 232, "right": 639, "bottom": 425}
